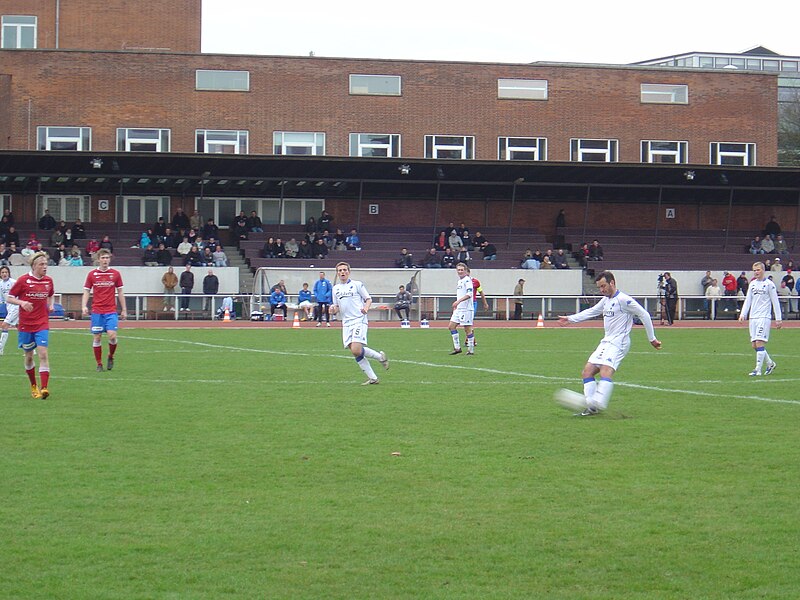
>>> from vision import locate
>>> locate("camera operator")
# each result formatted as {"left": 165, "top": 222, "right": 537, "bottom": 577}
{"left": 662, "top": 272, "right": 678, "bottom": 325}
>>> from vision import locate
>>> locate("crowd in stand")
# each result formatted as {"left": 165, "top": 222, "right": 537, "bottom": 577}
{"left": 0, "top": 208, "right": 93, "bottom": 266}
{"left": 258, "top": 210, "right": 366, "bottom": 260}
{"left": 748, "top": 216, "right": 792, "bottom": 257}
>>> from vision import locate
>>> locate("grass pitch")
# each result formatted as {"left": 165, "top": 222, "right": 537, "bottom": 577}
{"left": 1, "top": 325, "right": 799, "bottom": 599}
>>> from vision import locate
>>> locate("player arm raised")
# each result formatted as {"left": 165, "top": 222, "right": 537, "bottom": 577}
{"left": 558, "top": 301, "right": 604, "bottom": 326}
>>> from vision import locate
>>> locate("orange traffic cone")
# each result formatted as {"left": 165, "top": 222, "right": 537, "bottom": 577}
{"left": 536, "top": 313, "right": 544, "bottom": 328}
{"left": 223, "top": 307, "right": 231, "bottom": 322}
{"left": 292, "top": 312, "right": 301, "bottom": 328}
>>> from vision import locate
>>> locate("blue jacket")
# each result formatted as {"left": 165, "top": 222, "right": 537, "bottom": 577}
{"left": 298, "top": 289, "right": 312, "bottom": 303}
{"left": 269, "top": 289, "right": 286, "bottom": 306}
{"left": 313, "top": 278, "right": 332, "bottom": 303}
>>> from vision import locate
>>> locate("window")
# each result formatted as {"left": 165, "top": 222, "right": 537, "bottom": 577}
{"left": 196, "top": 130, "right": 248, "bottom": 154}
{"left": 274, "top": 132, "right": 325, "bottom": 156}
{"left": 36, "top": 195, "right": 91, "bottom": 222}
{"left": 349, "top": 133, "right": 401, "bottom": 157}
{"left": 2, "top": 15, "right": 36, "bottom": 48}
{"left": 349, "top": 75, "right": 401, "bottom": 96}
{"left": 746, "top": 59, "right": 761, "bottom": 70}
{"left": 762, "top": 60, "right": 780, "bottom": 72}
{"left": 570, "top": 139, "right": 618, "bottom": 162}
{"left": 710, "top": 142, "right": 756, "bottom": 166}
{"left": 195, "top": 70, "right": 250, "bottom": 91}
{"left": 37, "top": 127, "right": 91, "bottom": 151}
{"left": 498, "top": 137, "right": 547, "bottom": 161}
{"left": 117, "top": 128, "right": 171, "bottom": 152}
{"left": 196, "top": 197, "right": 323, "bottom": 227}
{"left": 1, "top": 194, "right": 10, "bottom": 213}
{"left": 424, "top": 135, "right": 475, "bottom": 160}
{"left": 121, "top": 196, "right": 170, "bottom": 224}
{"left": 640, "top": 84, "right": 688, "bottom": 104}
{"left": 498, "top": 79, "right": 548, "bottom": 100}
{"left": 781, "top": 61, "right": 798, "bottom": 72}
{"left": 641, "top": 141, "right": 688, "bottom": 164}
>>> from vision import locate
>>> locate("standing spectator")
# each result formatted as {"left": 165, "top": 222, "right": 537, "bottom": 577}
{"left": 739, "top": 261, "right": 781, "bottom": 376}
{"left": 162, "top": 266, "right": 178, "bottom": 311}
{"left": 82, "top": 249, "right": 125, "bottom": 372}
{"left": 233, "top": 214, "right": 249, "bottom": 245}
{"left": 722, "top": 271, "right": 738, "bottom": 311}
{"left": 781, "top": 270, "right": 796, "bottom": 313}
{"left": 1, "top": 208, "right": 13, "bottom": 226}
{"left": 189, "top": 209, "right": 203, "bottom": 231}
{"left": 313, "top": 271, "right": 333, "bottom": 327}
{"left": 247, "top": 211, "right": 263, "bottom": 232}
{"left": 38, "top": 209, "right": 56, "bottom": 231}
{"left": 737, "top": 271, "right": 750, "bottom": 297}
{"left": 171, "top": 208, "right": 190, "bottom": 231}
{"left": 179, "top": 265, "right": 194, "bottom": 311}
{"left": 701, "top": 270, "right": 713, "bottom": 316}
{"left": 705, "top": 278, "right": 722, "bottom": 320}
{"left": 0, "top": 265, "right": 19, "bottom": 355}
{"left": 319, "top": 210, "right": 333, "bottom": 232}
{"left": 202, "top": 269, "right": 219, "bottom": 312}
{"left": 393, "top": 285, "right": 412, "bottom": 321}
{"left": 513, "top": 278, "right": 525, "bottom": 320}
{"left": 663, "top": 272, "right": 678, "bottom": 325}
{"left": 763, "top": 215, "right": 781, "bottom": 239}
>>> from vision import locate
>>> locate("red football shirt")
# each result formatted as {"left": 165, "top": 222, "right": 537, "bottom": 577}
{"left": 84, "top": 268, "right": 123, "bottom": 314}
{"left": 9, "top": 273, "right": 54, "bottom": 332}
{"left": 471, "top": 277, "right": 482, "bottom": 301}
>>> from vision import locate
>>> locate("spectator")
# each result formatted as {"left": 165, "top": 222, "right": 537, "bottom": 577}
{"left": 542, "top": 248, "right": 555, "bottom": 265}
{"left": 4, "top": 226, "right": 20, "bottom": 247}
{"left": 185, "top": 245, "right": 204, "bottom": 267}
{"left": 449, "top": 230, "right": 468, "bottom": 262}
{"left": 345, "top": 228, "right": 361, "bottom": 250}
{"left": 763, "top": 215, "right": 781, "bottom": 239}
{"left": 721, "top": 270, "right": 737, "bottom": 311}
{"left": 273, "top": 238, "right": 286, "bottom": 258}
{"left": 434, "top": 229, "right": 448, "bottom": 251}
{"left": 297, "top": 283, "right": 314, "bottom": 320}
{"left": 99, "top": 235, "right": 113, "bottom": 253}
{"left": 189, "top": 209, "right": 203, "bottom": 231}
{"left": 555, "top": 209, "right": 566, "bottom": 229}
{"left": 67, "top": 250, "right": 84, "bottom": 266}
{"left": 202, "top": 269, "right": 219, "bottom": 311}
{"left": 480, "top": 240, "right": 498, "bottom": 261}
{"left": 520, "top": 249, "right": 537, "bottom": 269}
{"left": 701, "top": 270, "right": 713, "bottom": 316}
{"left": 1, "top": 208, "right": 13, "bottom": 226}
{"left": 172, "top": 208, "right": 190, "bottom": 231}
{"left": 153, "top": 216, "right": 167, "bottom": 238}
{"left": 177, "top": 237, "right": 192, "bottom": 257}
{"left": 0, "top": 216, "right": 11, "bottom": 240}
{"left": 212, "top": 245, "right": 228, "bottom": 267}
{"left": 662, "top": 272, "right": 678, "bottom": 325}
{"left": 771, "top": 257, "right": 784, "bottom": 272}
{"left": 774, "top": 234, "right": 789, "bottom": 255}
{"left": 179, "top": 265, "right": 194, "bottom": 311}
{"left": 760, "top": 234, "right": 775, "bottom": 254}
{"left": 422, "top": 248, "right": 442, "bottom": 268}
{"left": 313, "top": 238, "right": 329, "bottom": 259}
{"left": 202, "top": 246, "right": 215, "bottom": 266}
{"left": 50, "top": 228, "right": 64, "bottom": 248}
{"left": 588, "top": 239, "right": 604, "bottom": 261}
{"left": 142, "top": 243, "right": 158, "bottom": 266}
{"left": 705, "top": 278, "right": 722, "bottom": 319}
{"left": 38, "top": 209, "right": 56, "bottom": 231}
{"left": 553, "top": 248, "right": 570, "bottom": 269}
{"left": 471, "top": 231, "right": 487, "bottom": 250}
{"left": 460, "top": 228, "right": 472, "bottom": 251}
{"left": 201, "top": 218, "right": 218, "bottom": 241}
{"left": 737, "top": 271, "right": 750, "bottom": 298}
{"left": 748, "top": 235, "right": 764, "bottom": 254}
{"left": 187, "top": 228, "right": 198, "bottom": 247}
{"left": 232, "top": 214, "right": 249, "bottom": 244}
{"left": 777, "top": 279, "right": 792, "bottom": 315}
{"left": 0, "top": 243, "right": 9, "bottom": 266}
{"left": 247, "top": 211, "right": 264, "bottom": 233}
{"left": 269, "top": 286, "right": 288, "bottom": 318}
{"left": 262, "top": 237, "right": 276, "bottom": 258}
{"left": 513, "top": 278, "right": 525, "bottom": 320}
{"left": 297, "top": 239, "right": 312, "bottom": 259}
{"left": 313, "top": 271, "right": 333, "bottom": 327}
{"left": 441, "top": 247, "right": 456, "bottom": 268}
{"left": 393, "top": 285, "right": 412, "bottom": 321}
{"left": 574, "top": 242, "right": 590, "bottom": 268}
{"left": 541, "top": 255, "right": 554, "bottom": 269}
{"left": 85, "top": 238, "right": 100, "bottom": 258}
{"left": 396, "top": 247, "right": 414, "bottom": 268}
{"left": 161, "top": 266, "right": 178, "bottom": 311}
{"left": 284, "top": 238, "right": 299, "bottom": 258}
{"left": 304, "top": 216, "right": 318, "bottom": 241}
{"left": 782, "top": 270, "right": 796, "bottom": 313}
{"left": 319, "top": 210, "right": 333, "bottom": 232}
{"left": 156, "top": 243, "right": 173, "bottom": 266}
{"left": 162, "top": 227, "right": 177, "bottom": 249}
{"left": 139, "top": 230, "right": 154, "bottom": 249}
{"left": 72, "top": 219, "right": 86, "bottom": 239}
{"left": 333, "top": 228, "right": 347, "bottom": 251}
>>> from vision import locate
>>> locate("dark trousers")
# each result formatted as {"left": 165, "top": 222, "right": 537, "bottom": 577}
{"left": 395, "top": 306, "right": 410, "bottom": 321}
{"left": 665, "top": 297, "right": 677, "bottom": 325}
{"left": 271, "top": 304, "right": 287, "bottom": 317}
{"left": 180, "top": 288, "right": 192, "bottom": 309}
{"left": 514, "top": 303, "right": 523, "bottom": 320}
{"left": 316, "top": 302, "right": 330, "bottom": 322}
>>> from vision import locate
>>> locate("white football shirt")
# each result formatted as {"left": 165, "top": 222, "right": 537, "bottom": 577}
{"left": 332, "top": 279, "right": 371, "bottom": 325}
{"left": 568, "top": 290, "right": 656, "bottom": 347}
{"left": 0, "top": 276, "right": 16, "bottom": 303}
{"left": 740, "top": 277, "right": 781, "bottom": 320}
{"left": 455, "top": 275, "right": 473, "bottom": 311}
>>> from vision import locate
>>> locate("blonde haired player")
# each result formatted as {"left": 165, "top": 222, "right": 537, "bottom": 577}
{"left": 330, "top": 262, "right": 388, "bottom": 385}
{"left": 448, "top": 262, "right": 475, "bottom": 355}
{"left": 0, "top": 265, "right": 19, "bottom": 355}
{"left": 739, "top": 261, "right": 782, "bottom": 376}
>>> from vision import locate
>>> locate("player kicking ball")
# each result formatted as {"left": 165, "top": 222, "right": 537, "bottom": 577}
{"left": 330, "top": 261, "right": 388, "bottom": 385}
{"left": 557, "top": 270, "right": 661, "bottom": 416}
{"left": 82, "top": 249, "right": 125, "bottom": 371}
{"left": 738, "top": 261, "right": 781, "bottom": 376}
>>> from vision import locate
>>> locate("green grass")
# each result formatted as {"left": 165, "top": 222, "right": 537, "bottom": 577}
{"left": 2, "top": 326, "right": 799, "bottom": 599}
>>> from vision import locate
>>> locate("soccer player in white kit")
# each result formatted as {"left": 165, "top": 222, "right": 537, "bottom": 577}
{"left": 558, "top": 271, "right": 662, "bottom": 415}
{"left": 330, "top": 262, "right": 389, "bottom": 385}
{"left": 0, "top": 265, "right": 20, "bottom": 355}
{"left": 448, "top": 262, "right": 475, "bottom": 355}
{"left": 738, "top": 261, "right": 782, "bottom": 376}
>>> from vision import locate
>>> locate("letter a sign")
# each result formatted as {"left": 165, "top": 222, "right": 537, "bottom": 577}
{"left": 665, "top": 208, "right": 675, "bottom": 219}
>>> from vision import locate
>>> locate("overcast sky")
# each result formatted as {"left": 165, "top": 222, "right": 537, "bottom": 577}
{"left": 201, "top": 0, "right": 798, "bottom": 65}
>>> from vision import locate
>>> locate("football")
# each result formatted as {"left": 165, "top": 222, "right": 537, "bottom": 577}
{"left": 554, "top": 388, "right": 587, "bottom": 412}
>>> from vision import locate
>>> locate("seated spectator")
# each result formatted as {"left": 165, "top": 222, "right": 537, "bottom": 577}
{"left": 471, "top": 231, "right": 487, "bottom": 249}
{"left": 177, "top": 237, "right": 192, "bottom": 256}
{"left": 187, "top": 228, "right": 198, "bottom": 246}
{"left": 0, "top": 243, "right": 10, "bottom": 266}
{"left": 760, "top": 234, "right": 775, "bottom": 254}
{"left": 156, "top": 243, "right": 173, "bottom": 266}
{"left": 771, "top": 257, "right": 784, "bottom": 272}
{"left": 433, "top": 229, "right": 448, "bottom": 251}
{"left": 705, "top": 278, "right": 722, "bottom": 319}
{"left": 232, "top": 214, "right": 249, "bottom": 244}
{"left": 460, "top": 229, "right": 473, "bottom": 251}
{"left": 26, "top": 233, "right": 42, "bottom": 252}
{"left": 185, "top": 245, "right": 205, "bottom": 267}
{"left": 588, "top": 239, "right": 604, "bottom": 261}
{"left": 269, "top": 286, "right": 288, "bottom": 318}
{"left": 50, "top": 228, "right": 63, "bottom": 248}
{"left": 297, "top": 239, "right": 312, "bottom": 259}
{"left": 212, "top": 245, "right": 228, "bottom": 267}
{"left": 273, "top": 238, "right": 286, "bottom": 258}
{"left": 396, "top": 247, "right": 414, "bottom": 268}
{"left": 247, "top": 211, "right": 264, "bottom": 232}
{"left": 441, "top": 247, "right": 456, "bottom": 268}
{"left": 553, "top": 248, "right": 570, "bottom": 269}
{"left": 320, "top": 230, "right": 335, "bottom": 250}
{"left": 521, "top": 249, "right": 540, "bottom": 270}
{"left": 85, "top": 238, "right": 100, "bottom": 257}
{"left": 202, "top": 246, "right": 215, "bottom": 266}
{"left": 422, "top": 248, "right": 442, "bottom": 268}
{"left": 140, "top": 230, "right": 155, "bottom": 249}
{"left": 333, "top": 229, "right": 347, "bottom": 250}
{"left": 195, "top": 236, "right": 208, "bottom": 253}
{"left": 749, "top": 236, "right": 765, "bottom": 254}
{"left": 480, "top": 241, "right": 497, "bottom": 261}
{"left": 38, "top": 209, "right": 56, "bottom": 231}
{"left": 99, "top": 235, "right": 113, "bottom": 253}
{"left": 305, "top": 216, "right": 318, "bottom": 241}
{"left": 72, "top": 219, "right": 86, "bottom": 239}
{"left": 284, "top": 238, "right": 299, "bottom": 258}
{"left": 202, "top": 218, "right": 219, "bottom": 241}
{"left": 262, "top": 237, "right": 276, "bottom": 258}
{"left": 313, "top": 238, "right": 329, "bottom": 259}
{"left": 541, "top": 255, "right": 554, "bottom": 269}
{"left": 394, "top": 284, "right": 412, "bottom": 321}
{"left": 0, "top": 215, "right": 11, "bottom": 239}
{"left": 542, "top": 248, "right": 555, "bottom": 265}
{"left": 162, "top": 227, "right": 177, "bottom": 249}
{"left": 345, "top": 228, "right": 361, "bottom": 250}
{"left": 449, "top": 230, "right": 468, "bottom": 262}
{"left": 297, "top": 283, "right": 314, "bottom": 320}
{"left": 142, "top": 243, "right": 159, "bottom": 266}
{"left": 774, "top": 234, "right": 789, "bottom": 255}
{"left": 67, "top": 250, "right": 84, "bottom": 266}
{"left": 153, "top": 216, "right": 167, "bottom": 237}
{"left": 4, "top": 226, "right": 20, "bottom": 247}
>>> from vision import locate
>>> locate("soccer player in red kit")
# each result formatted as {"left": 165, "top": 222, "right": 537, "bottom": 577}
{"left": 82, "top": 248, "right": 125, "bottom": 371}
{"left": 6, "top": 252, "right": 55, "bottom": 399}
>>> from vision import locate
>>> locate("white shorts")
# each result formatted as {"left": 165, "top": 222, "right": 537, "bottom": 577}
{"left": 342, "top": 320, "right": 368, "bottom": 348}
{"left": 2, "top": 304, "right": 19, "bottom": 327}
{"left": 749, "top": 317, "right": 772, "bottom": 343}
{"left": 587, "top": 340, "right": 628, "bottom": 371}
{"left": 298, "top": 300, "right": 313, "bottom": 308}
{"left": 450, "top": 308, "right": 474, "bottom": 327}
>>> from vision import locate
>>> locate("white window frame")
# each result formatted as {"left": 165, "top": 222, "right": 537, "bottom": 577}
{"left": 710, "top": 142, "right": 756, "bottom": 166}
{"left": 36, "top": 195, "right": 91, "bottom": 222}
{"left": 349, "top": 74, "right": 402, "bottom": 96}
{"left": 120, "top": 196, "right": 171, "bottom": 224}
{"left": 498, "top": 137, "right": 547, "bottom": 161}
{"left": 641, "top": 140, "right": 688, "bottom": 164}
{"left": 497, "top": 78, "right": 548, "bottom": 100}
{"left": 570, "top": 139, "right": 618, "bottom": 162}
{"left": 196, "top": 130, "right": 248, "bottom": 155}
{"left": 640, "top": 83, "right": 688, "bottom": 104}
{"left": 37, "top": 126, "right": 91, "bottom": 151}
{"left": 273, "top": 132, "right": 326, "bottom": 156}
{"left": 1, "top": 194, "right": 11, "bottom": 213}
{"left": 1, "top": 15, "right": 36, "bottom": 49}
{"left": 349, "top": 133, "right": 401, "bottom": 157}
{"left": 117, "top": 128, "right": 171, "bottom": 152}
{"left": 195, "top": 70, "right": 250, "bottom": 91}
{"left": 424, "top": 135, "right": 475, "bottom": 160}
